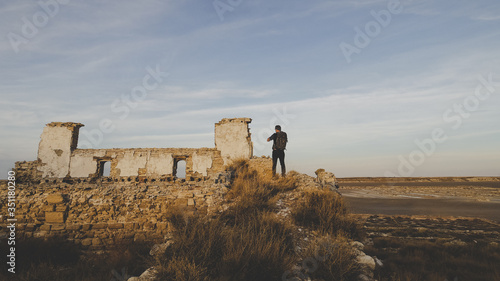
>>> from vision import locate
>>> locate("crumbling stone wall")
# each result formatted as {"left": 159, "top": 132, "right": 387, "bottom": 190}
{"left": 15, "top": 118, "right": 252, "bottom": 181}
{"left": 13, "top": 160, "right": 41, "bottom": 182}
{"left": 69, "top": 147, "right": 224, "bottom": 180}
{"left": 0, "top": 178, "right": 229, "bottom": 249}
{"left": 215, "top": 118, "right": 253, "bottom": 166}
{"left": 4, "top": 118, "right": 257, "bottom": 249}
{"left": 37, "top": 122, "right": 84, "bottom": 178}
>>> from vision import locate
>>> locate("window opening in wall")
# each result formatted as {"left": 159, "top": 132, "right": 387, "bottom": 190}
{"left": 99, "top": 161, "right": 111, "bottom": 177}
{"left": 174, "top": 160, "right": 186, "bottom": 178}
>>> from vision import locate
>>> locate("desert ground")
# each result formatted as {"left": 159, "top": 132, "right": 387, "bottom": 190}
{"left": 338, "top": 177, "right": 500, "bottom": 222}
{"left": 337, "top": 177, "right": 500, "bottom": 280}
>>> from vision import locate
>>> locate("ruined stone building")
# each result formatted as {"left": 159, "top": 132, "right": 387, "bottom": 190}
{"left": 15, "top": 118, "right": 253, "bottom": 182}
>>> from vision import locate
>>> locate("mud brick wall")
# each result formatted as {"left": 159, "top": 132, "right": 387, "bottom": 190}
{"left": 0, "top": 178, "right": 229, "bottom": 249}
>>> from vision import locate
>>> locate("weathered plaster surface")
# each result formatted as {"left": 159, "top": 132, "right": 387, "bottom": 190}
{"left": 115, "top": 151, "right": 149, "bottom": 177}
{"left": 215, "top": 118, "right": 253, "bottom": 165}
{"left": 192, "top": 152, "right": 213, "bottom": 177}
{"left": 69, "top": 153, "right": 98, "bottom": 178}
{"left": 17, "top": 118, "right": 252, "bottom": 180}
{"left": 145, "top": 152, "right": 174, "bottom": 178}
{"left": 37, "top": 122, "right": 83, "bottom": 178}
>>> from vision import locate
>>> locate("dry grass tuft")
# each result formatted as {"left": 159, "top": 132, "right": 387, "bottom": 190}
{"left": 223, "top": 159, "right": 297, "bottom": 225}
{"left": 298, "top": 235, "right": 362, "bottom": 281}
{"left": 292, "top": 189, "right": 363, "bottom": 239}
{"left": 156, "top": 212, "right": 296, "bottom": 281}
{"left": 158, "top": 256, "right": 209, "bottom": 281}
{"left": 365, "top": 237, "right": 500, "bottom": 281}
{"left": 0, "top": 236, "right": 151, "bottom": 281}
{"left": 156, "top": 160, "right": 299, "bottom": 280}
{"left": 156, "top": 160, "right": 365, "bottom": 280}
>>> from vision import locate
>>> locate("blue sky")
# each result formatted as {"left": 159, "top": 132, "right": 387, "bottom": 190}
{"left": 1, "top": 0, "right": 499, "bottom": 178}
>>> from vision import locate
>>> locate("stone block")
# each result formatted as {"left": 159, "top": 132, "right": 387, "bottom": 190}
{"left": 46, "top": 194, "right": 64, "bottom": 204}
{"left": 156, "top": 222, "right": 168, "bottom": 230}
{"left": 134, "top": 233, "right": 146, "bottom": 242}
{"left": 121, "top": 233, "right": 135, "bottom": 239}
{"left": 34, "top": 231, "right": 49, "bottom": 238}
{"left": 143, "top": 222, "right": 155, "bottom": 230}
{"left": 39, "top": 224, "right": 52, "bottom": 231}
{"left": 187, "top": 198, "right": 195, "bottom": 206}
{"left": 93, "top": 223, "right": 107, "bottom": 229}
{"left": 175, "top": 198, "right": 188, "bottom": 206}
{"left": 55, "top": 205, "right": 68, "bottom": 212}
{"left": 184, "top": 193, "right": 194, "bottom": 198}
{"left": 81, "top": 238, "right": 92, "bottom": 246}
{"left": 45, "top": 212, "right": 65, "bottom": 223}
{"left": 66, "top": 224, "right": 82, "bottom": 231}
{"left": 108, "top": 223, "right": 124, "bottom": 229}
{"left": 124, "top": 223, "right": 135, "bottom": 230}
{"left": 51, "top": 224, "right": 65, "bottom": 231}
{"left": 43, "top": 205, "right": 55, "bottom": 212}
{"left": 92, "top": 238, "right": 102, "bottom": 246}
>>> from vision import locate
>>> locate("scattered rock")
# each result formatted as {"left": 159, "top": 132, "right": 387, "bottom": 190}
{"left": 357, "top": 254, "right": 376, "bottom": 271}
{"left": 358, "top": 273, "right": 376, "bottom": 281}
{"left": 315, "top": 168, "right": 341, "bottom": 194}
{"left": 149, "top": 241, "right": 173, "bottom": 256}
{"left": 127, "top": 267, "right": 157, "bottom": 281}
{"left": 351, "top": 241, "right": 365, "bottom": 251}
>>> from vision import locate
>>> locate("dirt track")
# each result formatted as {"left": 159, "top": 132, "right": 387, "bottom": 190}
{"left": 337, "top": 178, "right": 500, "bottom": 223}
{"left": 343, "top": 197, "right": 500, "bottom": 222}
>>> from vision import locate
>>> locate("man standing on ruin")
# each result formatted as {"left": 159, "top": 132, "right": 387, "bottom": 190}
{"left": 267, "top": 125, "right": 287, "bottom": 177}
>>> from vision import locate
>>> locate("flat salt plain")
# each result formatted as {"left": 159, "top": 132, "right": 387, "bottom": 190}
{"left": 338, "top": 177, "right": 500, "bottom": 222}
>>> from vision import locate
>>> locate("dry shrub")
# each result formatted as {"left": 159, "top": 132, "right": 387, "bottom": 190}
{"left": 157, "top": 212, "right": 295, "bottom": 281}
{"left": 226, "top": 159, "right": 297, "bottom": 198}
{"left": 0, "top": 236, "right": 151, "bottom": 281}
{"left": 156, "top": 160, "right": 297, "bottom": 281}
{"left": 158, "top": 256, "right": 209, "bottom": 281}
{"left": 366, "top": 237, "right": 500, "bottom": 281}
{"left": 155, "top": 215, "right": 222, "bottom": 280}
{"left": 164, "top": 204, "right": 191, "bottom": 230}
{"left": 292, "top": 189, "right": 362, "bottom": 239}
{"left": 221, "top": 212, "right": 295, "bottom": 280}
{"left": 223, "top": 159, "right": 297, "bottom": 225}
{"left": 288, "top": 235, "right": 362, "bottom": 281}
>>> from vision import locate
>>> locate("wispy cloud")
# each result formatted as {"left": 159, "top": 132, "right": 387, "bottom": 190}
{"left": 1, "top": 0, "right": 499, "bottom": 177}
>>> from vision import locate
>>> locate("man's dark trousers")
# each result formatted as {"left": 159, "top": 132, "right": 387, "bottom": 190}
{"left": 272, "top": 149, "right": 286, "bottom": 177}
